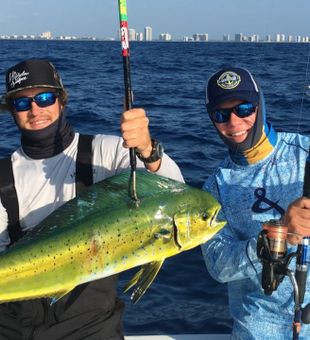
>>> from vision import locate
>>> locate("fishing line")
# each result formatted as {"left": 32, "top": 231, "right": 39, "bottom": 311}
{"left": 231, "top": 45, "right": 264, "bottom": 156}
{"left": 297, "top": 44, "right": 310, "bottom": 134}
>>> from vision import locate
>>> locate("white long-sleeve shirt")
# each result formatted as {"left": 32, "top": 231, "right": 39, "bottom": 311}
{"left": 0, "top": 133, "right": 184, "bottom": 250}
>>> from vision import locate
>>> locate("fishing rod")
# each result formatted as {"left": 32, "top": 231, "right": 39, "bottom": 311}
{"left": 291, "top": 164, "right": 310, "bottom": 339}
{"left": 293, "top": 49, "right": 310, "bottom": 339}
{"left": 118, "top": 0, "right": 138, "bottom": 202}
{"left": 257, "top": 59, "right": 310, "bottom": 339}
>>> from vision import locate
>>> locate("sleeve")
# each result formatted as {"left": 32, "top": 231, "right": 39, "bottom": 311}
{"left": 151, "top": 153, "right": 184, "bottom": 182}
{"left": 200, "top": 175, "right": 262, "bottom": 283}
{"left": 92, "top": 135, "right": 184, "bottom": 183}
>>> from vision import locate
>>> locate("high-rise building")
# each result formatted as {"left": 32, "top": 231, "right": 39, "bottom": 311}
{"left": 159, "top": 33, "right": 172, "bottom": 41}
{"left": 129, "top": 28, "right": 136, "bottom": 41}
{"left": 144, "top": 26, "right": 152, "bottom": 41}
{"left": 136, "top": 32, "right": 143, "bottom": 41}
{"left": 276, "top": 34, "right": 286, "bottom": 42}
{"left": 223, "top": 34, "right": 230, "bottom": 42}
{"left": 41, "top": 31, "right": 52, "bottom": 39}
{"left": 193, "top": 33, "right": 208, "bottom": 41}
{"left": 235, "top": 33, "right": 243, "bottom": 42}
{"left": 265, "top": 35, "right": 272, "bottom": 42}
{"left": 249, "top": 34, "right": 259, "bottom": 42}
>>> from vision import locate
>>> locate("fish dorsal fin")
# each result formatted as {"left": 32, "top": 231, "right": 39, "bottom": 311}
{"left": 123, "top": 260, "right": 164, "bottom": 303}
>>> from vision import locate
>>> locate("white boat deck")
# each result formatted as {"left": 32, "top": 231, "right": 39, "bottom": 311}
{"left": 125, "top": 335, "right": 230, "bottom": 340}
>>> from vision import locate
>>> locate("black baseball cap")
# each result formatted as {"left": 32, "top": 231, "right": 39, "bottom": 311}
{"left": 206, "top": 67, "right": 260, "bottom": 112}
{"left": 5, "top": 59, "right": 64, "bottom": 97}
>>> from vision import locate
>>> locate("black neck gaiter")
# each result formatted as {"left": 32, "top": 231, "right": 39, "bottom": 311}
{"left": 20, "top": 113, "right": 75, "bottom": 159}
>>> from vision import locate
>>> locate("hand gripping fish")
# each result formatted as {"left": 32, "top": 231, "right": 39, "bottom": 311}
{"left": 0, "top": 170, "right": 225, "bottom": 303}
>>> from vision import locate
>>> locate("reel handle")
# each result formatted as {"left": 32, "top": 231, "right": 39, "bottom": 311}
{"left": 301, "top": 303, "right": 310, "bottom": 324}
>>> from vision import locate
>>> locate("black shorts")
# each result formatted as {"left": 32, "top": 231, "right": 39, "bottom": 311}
{"left": 0, "top": 276, "right": 124, "bottom": 340}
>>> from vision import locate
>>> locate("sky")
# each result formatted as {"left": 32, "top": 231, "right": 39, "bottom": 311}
{"left": 0, "top": 0, "right": 310, "bottom": 40}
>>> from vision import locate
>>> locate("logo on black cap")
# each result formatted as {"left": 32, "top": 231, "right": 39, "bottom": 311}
{"left": 217, "top": 71, "right": 241, "bottom": 90}
{"left": 9, "top": 70, "right": 29, "bottom": 88}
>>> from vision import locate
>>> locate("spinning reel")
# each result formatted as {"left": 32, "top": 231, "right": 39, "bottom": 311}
{"left": 257, "top": 219, "right": 310, "bottom": 329}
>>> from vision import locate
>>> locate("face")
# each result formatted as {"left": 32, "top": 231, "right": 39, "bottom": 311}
{"left": 214, "top": 99, "right": 257, "bottom": 144}
{"left": 10, "top": 87, "right": 62, "bottom": 130}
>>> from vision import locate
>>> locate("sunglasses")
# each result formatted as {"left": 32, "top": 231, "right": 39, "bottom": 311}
{"left": 11, "top": 92, "right": 59, "bottom": 112}
{"left": 209, "top": 103, "right": 257, "bottom": 123}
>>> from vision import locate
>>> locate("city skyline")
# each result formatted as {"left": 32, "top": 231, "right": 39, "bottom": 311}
{"left": 1, "top": 28, "right": 309, "bottom": 44}
{"left": 0, "top": 0, "right": 309, "bottom": 40}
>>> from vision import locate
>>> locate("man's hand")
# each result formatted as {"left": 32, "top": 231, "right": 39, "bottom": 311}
{"left": 121, "top": 108, "right": 161, "bottom": 172}
{"left": 283, "top": 197, "right": 310, "bottom": 244}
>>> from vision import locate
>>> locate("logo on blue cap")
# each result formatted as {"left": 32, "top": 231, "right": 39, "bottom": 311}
{"left": 217, "top": 71, "right": 241, "bottom": 90}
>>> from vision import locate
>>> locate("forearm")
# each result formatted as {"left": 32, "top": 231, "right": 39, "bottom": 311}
{"left": 201, "top": 234, "right": 261, "bottom": 283}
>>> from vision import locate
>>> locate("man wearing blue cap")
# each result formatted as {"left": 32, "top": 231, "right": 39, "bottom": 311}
{"left": 0, "top": 59, "right": 183, "bottom": 340}
{"left": 201, "top": 67, "right": 310, "bottom": 339}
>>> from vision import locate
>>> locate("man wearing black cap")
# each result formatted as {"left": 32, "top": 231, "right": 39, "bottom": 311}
{"left": 201, "top": 67, "right": 310, "bottom": 338}
{"left": 0, "top": 59, "right": 183, "bottom": 339}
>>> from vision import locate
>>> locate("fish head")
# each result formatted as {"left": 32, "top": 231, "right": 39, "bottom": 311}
{"left": 173, "top": 190, "right": 226, "bottom": 251}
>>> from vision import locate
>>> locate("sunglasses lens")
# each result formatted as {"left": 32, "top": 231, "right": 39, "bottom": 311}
{"left": 12, "top": 97, "right": 32, "bottom": 111}
{"left": 236, "top": 103, "right": 256, "bottom": 117}
{"left": 211, "top": 109, "right": 231, "bottom": 123}
{"left": 35, "top": 92, "right": 57, "bottom": 107}
{"left": 12, "top": 92, "right": 57, "bottom": 112}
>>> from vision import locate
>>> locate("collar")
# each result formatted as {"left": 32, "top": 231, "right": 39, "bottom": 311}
{"left": 229, "top": 123, "right": 278, "bottom": 165}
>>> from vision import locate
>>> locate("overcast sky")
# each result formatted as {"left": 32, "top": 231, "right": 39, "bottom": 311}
{"left": 0, "top": 0, "right": 309, "bottom": 40}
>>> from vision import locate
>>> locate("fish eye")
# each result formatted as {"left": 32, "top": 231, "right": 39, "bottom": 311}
{"left": 202, "top": 212, "right": 209, "bottom": 221}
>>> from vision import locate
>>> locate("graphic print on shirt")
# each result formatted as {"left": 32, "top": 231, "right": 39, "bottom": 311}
{"left": 251, "top": 187, "right": 285, "bottom": 216}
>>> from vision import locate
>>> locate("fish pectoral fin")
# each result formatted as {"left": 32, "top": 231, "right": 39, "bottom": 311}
{"left": 123, "top": 260, "right": 165, "bottom": 304}
{"left": 49, "top": 288, "right": 75, "bottom": 306}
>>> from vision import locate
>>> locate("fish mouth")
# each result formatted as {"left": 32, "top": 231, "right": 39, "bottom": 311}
{"left": 210, "top": 207, "right": 226, "bottom": 230}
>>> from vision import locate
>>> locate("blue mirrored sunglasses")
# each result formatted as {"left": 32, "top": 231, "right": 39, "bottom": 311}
{"left": 209, "top": 102, "right": 257, "bottom": 123}
{"left": 11, "top": 92, "right": 59, "bottom": 112}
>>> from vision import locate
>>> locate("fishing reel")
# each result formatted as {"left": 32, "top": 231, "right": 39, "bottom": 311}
{"left": 257, "top": 219, "right": 292, "bottom": 295}
{"left": 257, "top": 219, "right": 310, "bottom": 326}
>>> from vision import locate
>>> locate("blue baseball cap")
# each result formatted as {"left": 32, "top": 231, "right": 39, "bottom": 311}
{"left": 206, "top": 67, "right": 260, "bottom": 112}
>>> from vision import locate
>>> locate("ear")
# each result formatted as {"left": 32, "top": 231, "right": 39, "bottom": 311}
{"left": 58, "top": 101, "right": 64, "bottom": 113}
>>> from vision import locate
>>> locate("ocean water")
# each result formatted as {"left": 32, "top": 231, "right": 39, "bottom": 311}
{"left": 0, "top": 40, "right": 310, "bottom": 335}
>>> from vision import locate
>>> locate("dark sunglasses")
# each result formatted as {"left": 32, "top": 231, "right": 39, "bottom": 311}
{"left": 11, "top": 92, "right": 59, "bottom": 112}
{"left": 209, "top": 103, "right": 257, "bottom": 123}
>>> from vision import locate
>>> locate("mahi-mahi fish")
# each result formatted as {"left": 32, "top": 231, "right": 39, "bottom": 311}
{"left": 0, "top": 170, "right": 225, "bottom": 303}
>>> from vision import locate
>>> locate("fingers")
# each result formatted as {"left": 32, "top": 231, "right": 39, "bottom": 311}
{"left": 121, "top": 108, "right": 152, "bottom": 154}
{"left": 287, "top": 233, "right": 303, "bottom": 245}
{"left": 301, "top": 197, "right": 310, "bottom": 209}
{"left": 284, "top": 197, "right": 310, "bottom": 244}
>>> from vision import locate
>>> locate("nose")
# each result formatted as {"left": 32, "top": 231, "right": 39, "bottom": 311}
{"left": 29, "top": 101, "right": 42, "bottom": 116}
{"left": 228, "top": 111, "right": 241, "bottom": 125}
